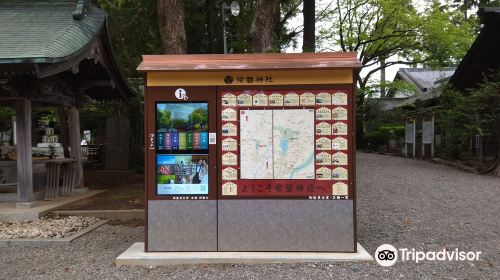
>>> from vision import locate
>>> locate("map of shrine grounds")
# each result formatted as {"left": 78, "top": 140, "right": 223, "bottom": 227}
{"left": 240, "top": 109, "right": 315, "bottom": 179}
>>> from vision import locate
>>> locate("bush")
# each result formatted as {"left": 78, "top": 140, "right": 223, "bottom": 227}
{"left": 379, "top": 125, "right": 405, "bottom": 139}
{"left": 364, "top": 130, "right": 390, "bottom": 148}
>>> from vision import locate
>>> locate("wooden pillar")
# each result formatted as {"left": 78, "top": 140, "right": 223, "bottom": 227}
{"left": 68, "top": 106, "right": 84, "bottom": 190}
{"left": 421, "top": 116, "right": 425, "bottom": 159}
{"left": 16, "top": 98, "right": 34, "bottom": 205}
{"left": 431, "top": 114, "right": 435, "bottom": 158}
{"left": 412, "top": 118, "right": 416, "bottom": 158}
{"left": 57, "top": 107, "right": 70, "bottom": 158}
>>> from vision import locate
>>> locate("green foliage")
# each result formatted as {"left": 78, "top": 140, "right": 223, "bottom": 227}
{"left": 419, "top": 0, "right": 476, "bottom": 67}
{"left": 274, "top": 0, "right": 303, "bottom": 51}
{"left": 226, "top": 1, "right": 256, "bottom": 53}
{"left": 79, "top": 101, "right": 121, "bottom": 143}
{"left": 185, "top": 0, "right": 301, "bottom": 53}
{"left": 364, "top": 130, "right": 390, "bottom": 148}
{"left": 0, "top": 107, "right": 14, "bottom": 130}
{"left": 317, "top": 0, "right": 478, "bottom": 148}
{"left": 364, "top": 125, "right": 405, "bottom": 150}
{"left": 379, "top": 125, "right": 405, "bottom": 139}
{"left": 157, "top": 107, "right": 208, "bottom": 131}
{"left": 362, "top": 96, "right": 406, "bottom": 149}
{"left": 318, "top": 0, "right": 422, "bottom": 88}
{"left": 451, "top": 0, "right": 500, "bottom": 19}
{"left": 97, "top": 0, "right": 161, "bottom": 78}
{"left": 157, "top": 109, "right": 171, "bottom": 129}
{"left": 318, "top": 0, "right": 478, "bottom": 89}
{"left": 359, "top": 79, "right": 419, "bottom": 99}
{"left": 438, "top": 87, "right": 478, "bottom": 154}
{"left": 438, "top": 71, "right": 500, "bottom": 160}
{"left": 99, "top": 0, "right": 301, "bottom": 73}
{"left": 188, "top": 108, "right": 208, "bottom": 129}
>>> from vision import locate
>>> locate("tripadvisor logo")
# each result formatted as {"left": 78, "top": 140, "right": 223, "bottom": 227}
{"left": 375, "top": 244, "right": 398, "bottom": 267}
{"left": 375, "top": 244, "right": 482, "bottom": 267}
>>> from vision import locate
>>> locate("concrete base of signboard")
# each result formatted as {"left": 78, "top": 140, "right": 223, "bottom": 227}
{"left": 116, "top": 242, "right": 373, "bottom": 266}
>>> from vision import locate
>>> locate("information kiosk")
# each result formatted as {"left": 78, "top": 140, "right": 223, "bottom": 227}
{"left": 138, "top": 53, "right": 361, "bottom": 252}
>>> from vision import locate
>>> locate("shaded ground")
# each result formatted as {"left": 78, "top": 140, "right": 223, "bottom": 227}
{"left": 58, "top": 168, "right": 144, "bottom": 211}
{"left": 2, "top": 152, "right": 498, "bottom": 279}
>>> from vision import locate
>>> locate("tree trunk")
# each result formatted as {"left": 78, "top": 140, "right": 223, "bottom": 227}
{"left": 302, "top": 0, "right": 315, "bottom": 52}
{"left": 158, "top": 0, "right": 187, "bottom": 54}
{"left": 380, "top": 58, "right": 386, "bottom": 98}
{"left": 250, "top": 0, "right": 279, "bottom": 53}
{"left": 206, "top": 0, "right": 216, "bottom": 53}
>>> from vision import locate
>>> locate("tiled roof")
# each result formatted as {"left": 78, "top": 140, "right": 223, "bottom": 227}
{"left": 396, "top": 68, "right": 455, "bottom": 93}
{"left": 0, "top": 0, "right": 106, "bottom": 64}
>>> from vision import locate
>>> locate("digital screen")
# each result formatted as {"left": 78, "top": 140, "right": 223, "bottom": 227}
{"left": 156, "top": 102, "right": 209, "bottom": 151}
{"left": 156, "top": 154, "right": 209, "bottom": 195}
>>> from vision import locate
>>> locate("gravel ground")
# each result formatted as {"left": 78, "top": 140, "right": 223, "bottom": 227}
{"left": 0, "top": 216, "right": 100, "bottom": 239}
{"left": 0, "top": 152, "right": 498, "bottom": 279}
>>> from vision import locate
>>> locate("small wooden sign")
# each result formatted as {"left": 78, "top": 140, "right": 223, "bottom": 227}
{"left": 316, "top": 107, "right": 331, "bottom": 120}
{"left": 316, "top": 137, "right": 332, "bottom": 150}
{"left": 332, "top": 107, "right": 348, "bottom": 120}
{"left": 221, "top": 108, "right": 237, "bottom": 121}
{"left": 222, "top": 123, "right": 237, "bottom": 136}
{"left": 300, "top": 92, "right": 315, "bottom": 106}
{"left": 253, "top": 93, "right": 268, "bottom": 106}
{"left": 332, "top": 137, "right": 348, "bottom": 150}
{"left": 222, "top": 167, "right": 238, "bottom": 180}
{"left": 268, "top": 93, "right": 284, "bottom": 106}
{"left": 332, "top": 167, "right": 348, "bottom": 180}
{"left": 316, "top": 122, "right": 331, "bottom": 135}
{"left": 222, "top": 182, "right": 238, "bottom": 195}
{"left": 316, "top": 167, "right": 332, "bottom": 180}
{"left": 222, "top": 93, "right": 237, "bottom": 106}
{"left": 332, "top": 122, "right": 348, "bottom": 135}
{"left": 332, "top": 152, "right": 348, "bottom": 165}
{"left": 222, "top": 152, "right": 238, "bottom": 166}
{"left": 332, "top": 182, "right": 348, "bottom": 196}
{"left": 316, "top": 152, "right": 332, "bottom": 165}
{"left": 316, "top": 92, "right": 331, "bottom": 105}
{"left": 284, "top": 92, "right": 299, "bottom": 106}
{"left": 237, "top": 94, "right": 252, "bottom": 106}
{"left": 222, "top": 137, "right": 238, "bottom": 151}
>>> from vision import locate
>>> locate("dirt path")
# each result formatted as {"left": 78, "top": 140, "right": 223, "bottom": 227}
{"left": 58, "top": 169, "right": 144, "bottom": 211}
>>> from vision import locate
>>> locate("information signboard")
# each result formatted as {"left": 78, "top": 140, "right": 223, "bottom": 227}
{"left": 422, "top": 120, "right": 434, "bottom": 144}
{"left": 140, "top": 53, "right": 361, "bottom": 252}
{"left": 218, "top": 89, "right": 352, "bottom": 199}
{"left": 405, "top": 121, "right": 415, "bottom": 144}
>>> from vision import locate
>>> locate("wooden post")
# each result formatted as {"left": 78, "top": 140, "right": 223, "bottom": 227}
{"left": 431, "top": 114, "right": 435, "bottom": 158}
{"left": 412, "top": 118, "right": 416, "bottom": 158}
{"left": 16, "top": 98, "right": 35, "bottom": 206}
{"left": 68, "top": 106, "right": 84, "bottom": 191}
{"left": 421, "top": 116, "right": 425, "bottom": 159}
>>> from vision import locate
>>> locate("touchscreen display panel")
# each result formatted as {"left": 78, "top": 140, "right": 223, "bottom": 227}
{"left": 156, "top": 154, "right": 209, "bottom": 195}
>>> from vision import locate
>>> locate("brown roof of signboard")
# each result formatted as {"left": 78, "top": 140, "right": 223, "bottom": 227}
{"left": 137, "top": 52, "right": 362, "bottom": 72}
